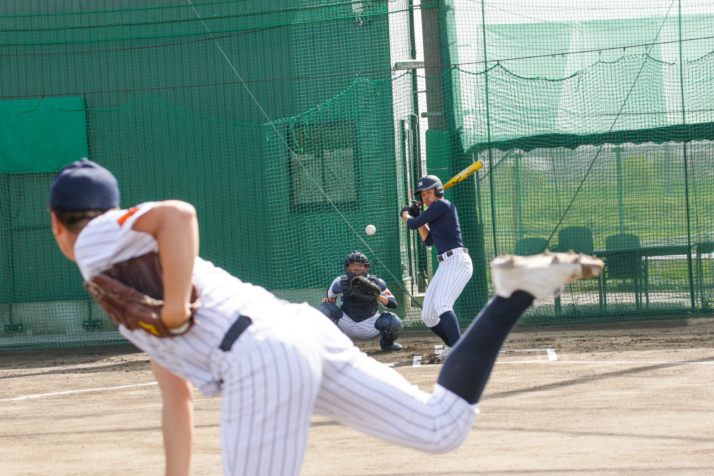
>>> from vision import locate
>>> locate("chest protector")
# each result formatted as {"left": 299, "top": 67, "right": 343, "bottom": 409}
{"left": 339, "top": 274, "right": 385, "bottom": 322}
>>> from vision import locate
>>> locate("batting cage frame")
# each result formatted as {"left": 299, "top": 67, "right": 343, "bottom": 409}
{"left": 1, "top": 0, "right": 714, "bottom": 350}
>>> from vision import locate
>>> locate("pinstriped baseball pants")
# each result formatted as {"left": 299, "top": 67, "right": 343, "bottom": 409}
{"left": 421, "top": 253, "right": 473, "bottom": 327}
{"left": 210, "top": 303, "right": 478, "bottom": 476}
{"left": 337, "top": 313, "right": 381, "bottom": 339}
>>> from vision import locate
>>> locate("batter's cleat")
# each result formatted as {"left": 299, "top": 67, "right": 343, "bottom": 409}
{"left": 491, "top": 252, "right": 604, "bottom": 302}
{"left": 380, "top": 340, "right": 403, "bottom": 352}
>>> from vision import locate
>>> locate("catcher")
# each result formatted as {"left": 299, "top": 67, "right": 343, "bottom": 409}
{"left": 318, "top": 251, "right": 403, "bottom": 352}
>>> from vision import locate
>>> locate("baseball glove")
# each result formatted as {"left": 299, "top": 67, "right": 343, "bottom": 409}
{"left": 84, "top": 252, "right": 200, "bottom": 338}
{"left": 350, "top": 275, "right": 382, "bottom": 301}
{"left": 408, "top": 200, "right": 422, "bottom": 217}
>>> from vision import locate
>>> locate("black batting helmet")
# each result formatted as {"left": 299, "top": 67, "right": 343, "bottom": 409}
{"left": 416, "top": 175, "right": 444, "bottom": 197}
{"left": 343, "top": 250, "right": 370, "bottom": 266}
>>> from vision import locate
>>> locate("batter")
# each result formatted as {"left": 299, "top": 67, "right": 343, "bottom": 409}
{"left": 401, "top": 175, "right": 473, "bottom": 352}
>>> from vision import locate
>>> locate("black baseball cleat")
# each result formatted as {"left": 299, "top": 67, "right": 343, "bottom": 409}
{"left": 380, "top": 341, "right": 403, "bottom": 352}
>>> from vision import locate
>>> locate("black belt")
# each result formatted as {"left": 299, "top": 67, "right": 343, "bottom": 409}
{"left": 219, "top": 315, "right": 252, "bottom": 351}
{"left": 437, "top": 247, "right": 468, "bottom": 263}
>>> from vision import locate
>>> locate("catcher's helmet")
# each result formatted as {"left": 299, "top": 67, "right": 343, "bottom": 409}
{"left": 416, "top": 175, "right": 444, "bottom": 197}
{"left": 343, "top": 250, "right": 370, "bottom": 266}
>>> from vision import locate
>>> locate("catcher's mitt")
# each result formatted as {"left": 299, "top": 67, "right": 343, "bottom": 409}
{"left": 84, "top": 252, "right": 200, "bottom": 338}
{"left": 350, "top": 275, "right": 382, "bottom": 301}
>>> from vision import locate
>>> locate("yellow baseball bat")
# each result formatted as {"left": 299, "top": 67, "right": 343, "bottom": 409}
{"left": 442, "top": 159, "right": 484, "bottom": 191}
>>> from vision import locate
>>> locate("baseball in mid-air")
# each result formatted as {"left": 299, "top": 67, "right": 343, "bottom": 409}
{"left": 365, "top": 224, "right": 376, "bottom": 235}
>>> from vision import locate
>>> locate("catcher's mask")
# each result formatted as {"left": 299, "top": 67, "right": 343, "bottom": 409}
{"left": 415, "top": 175, "right": 444, "bottom": 198}
{"left": 343, "top": 251, "right": 370, "bottom": 267}
{"left": 343, "top": 251, "right": 369, "bottom": 280}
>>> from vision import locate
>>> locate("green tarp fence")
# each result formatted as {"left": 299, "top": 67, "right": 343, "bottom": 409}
{"left": 1, "top": 1, "right": 713, "bottom": 350}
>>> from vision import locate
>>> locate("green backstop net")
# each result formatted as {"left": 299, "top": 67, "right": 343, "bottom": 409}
{"left": 1, "top": 0, "right": 713, "bottom": 350}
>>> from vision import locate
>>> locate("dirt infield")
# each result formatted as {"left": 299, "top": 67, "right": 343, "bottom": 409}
{"left": 2, "top": 317, "right": 714, "bottom": 475}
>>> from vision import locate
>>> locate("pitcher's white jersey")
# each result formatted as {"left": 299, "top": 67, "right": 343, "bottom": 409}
{"left": 73, "top": 202, "right": 478, "bottom": 476}
{"left": 74, "top": 202, "right": 282, "bottom": 396}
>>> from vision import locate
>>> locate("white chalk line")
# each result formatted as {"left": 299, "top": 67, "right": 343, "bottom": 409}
{"left": 391, "top": 358, "right": 714, "bottom": 367}
{"left": 390, "top": 347, "right": 714, "bottom": 368}
{"left": 5, "top": 349, "right": 714, "bottom": 401}
{"left": 0, "top": 382, "right": 157, "bottom": 402}
{"left": 502, "top": 348, "right": 559, "bottom": 362}
{"left": 503, "top": 360, "right": 714, "bottom": 365}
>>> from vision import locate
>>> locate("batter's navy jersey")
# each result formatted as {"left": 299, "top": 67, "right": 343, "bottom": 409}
{"left": 74, "top": 202, "right": 478, "bottom": 476}
{"left": 405, "top": 198, "right": 473, "bottom": 328}
{"left": 406, "top": 199, "right": 463, "bottom": 254}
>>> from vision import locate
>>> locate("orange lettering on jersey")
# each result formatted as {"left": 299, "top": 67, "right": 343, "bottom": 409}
{"left": 117, "top": 207, "right": 139, "bottom": 226}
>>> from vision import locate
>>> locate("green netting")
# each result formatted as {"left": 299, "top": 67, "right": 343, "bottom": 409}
{"left": 1, "top": 0, "right": 713, "bottom": 351}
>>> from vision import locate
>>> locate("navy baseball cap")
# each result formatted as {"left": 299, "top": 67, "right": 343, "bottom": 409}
{"left": 49, "top": 158, "right": 120, "bottom": 210}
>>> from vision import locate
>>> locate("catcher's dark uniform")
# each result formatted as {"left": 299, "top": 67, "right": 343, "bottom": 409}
{"left": 325, "top": 274, "right": 397, "bottom": 339}
{"left": 318, "top": 251, "right": 403, "bottom": 351}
